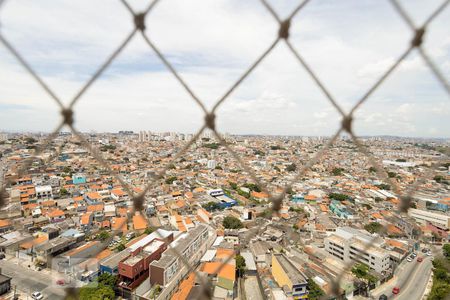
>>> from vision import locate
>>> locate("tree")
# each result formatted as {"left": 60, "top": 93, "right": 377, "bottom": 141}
{"left": 229, "top": 182, "right": 238, "bottom": 190}
{"left": 116, "top": 243, "right": 125, "bottom": 251}
{"left": 307, "top": 278, "right": 325, "bottom": 300}
{"left": 286, "top": 163, "right": 297, "bottom": 172}
{"left": 369, "top": 166, "right": 377, "bottom": 173}
{"left": 60, "top": 188, "right": 68, "bottom": 196}
{"left": 235, "top": 254, "right": 246, "bottom": 277}
{"left": 79, "top": 283, "right": 115, "bottom": 300}
{"left": 98, "top": 231, "right": 110, "bottom": 241}
{"left": 97, "top": 273, "right": 118, "bottom": 287}
{"left": 223, "top": 216, "right": 243, "bottom": 229}
{"left": 364, "top": 222, "right": 384, "bottom": 234}
{"left": 352, "top": 263, "right": 369, "bottom": 278}
{"left": 329, "top": 193, "right": 350, "bottom": 201}
{"left": 243, "top": 183, "right": 261, "bottom": 192}
{"left": 434, "top": 175, "right": 445, "bottom": 183}
{"left": 203, "top": 201, "right": 221, "bottom": 212}
{"left": 387, "top": 171, "right": 397, "bottom": 178}
{"left": 165, "top": 176, "right": 177, "bottom": 184}
{"left": 443, "top": 244, "right": 450, "bottom": 259}
{"left": 332, "top": 167, "right": 345, "bottom": 176}
{"left": 144, "top": 227, "right": 154, "bottom": 234}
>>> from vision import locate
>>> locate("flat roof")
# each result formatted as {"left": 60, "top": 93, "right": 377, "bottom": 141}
{"left": 101, "top": 250, "right": 130, "bottom": 269}
{"left": 274, "top": 253, "right": 307, "bottom": 284}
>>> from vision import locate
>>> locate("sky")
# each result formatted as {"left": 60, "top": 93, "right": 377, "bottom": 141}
{"left": 0, "top": 0, "right": 449, "bottom": 137}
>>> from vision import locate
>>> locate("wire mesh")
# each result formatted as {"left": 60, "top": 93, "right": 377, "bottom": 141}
{"left": 0, "top": 0, "right": 449, "bottom": 299}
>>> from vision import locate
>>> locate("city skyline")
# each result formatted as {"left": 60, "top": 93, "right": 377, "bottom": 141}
{"left": 0, "top": 0, "right": 449, "bottom": 137}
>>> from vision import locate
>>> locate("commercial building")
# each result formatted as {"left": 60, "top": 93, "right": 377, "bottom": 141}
{"left": 408, "top": 208, "right": 450, "bottom": 230}
{"left": 324, "top": 227, "right": 391, "bottom": 274}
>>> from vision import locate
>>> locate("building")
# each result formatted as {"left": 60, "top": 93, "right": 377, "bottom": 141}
{"left": 35, "top": 185, "right": 53, "bottom": 200}
{"left": 329, "top": 200, "right": 353, "bottom": 219}
{"left": 118, "top": 238, "right": 167, "bottom": 290}
{"left": 324, "top": 227, "right": 391, "bottom": 274}
{"left": 0, "top": 272, "right": 11, "bottom": 296}
{"left": 271, "top": 253, "right": 308, "bottom": 299}
{"left": 408, "top": 208, "right": 450, "bottom": 230}
{"left": 149, "top": 225, "right": 212, "bottom": 292}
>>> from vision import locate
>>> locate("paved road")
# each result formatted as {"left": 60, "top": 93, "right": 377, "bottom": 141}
{"left": 0, "top": 259, "right": 66, "bottom": 299}
{"left": 371, "top": 255, "right": 432, "bottom": 299}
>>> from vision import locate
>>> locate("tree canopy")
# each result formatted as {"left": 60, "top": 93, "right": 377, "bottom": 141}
{"left": 223, "top": 216, "right": 243, "bottom": 229}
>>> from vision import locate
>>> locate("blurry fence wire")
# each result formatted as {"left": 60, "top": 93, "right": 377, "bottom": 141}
{"left": 0, "top": 0, "right": 449, "bottom": 299}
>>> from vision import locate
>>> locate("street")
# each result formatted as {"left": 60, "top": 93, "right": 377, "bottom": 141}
{"left": 0, "top": 259, "right": 66, "bottom": 299}
{"left": 371, "top": 255, "right": 432, "bottom": 299}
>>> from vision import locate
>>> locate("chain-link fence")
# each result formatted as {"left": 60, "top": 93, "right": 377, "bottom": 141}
{"left": 0, "top": 0, "right": 449, "bottom": 299}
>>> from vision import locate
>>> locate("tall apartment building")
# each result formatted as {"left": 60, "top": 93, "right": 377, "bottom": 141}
{"left": 408, "top": 208, "right": 450, "bottom": 230}
{"left": 324, "top": 227, "right": 390, "bottom": 274}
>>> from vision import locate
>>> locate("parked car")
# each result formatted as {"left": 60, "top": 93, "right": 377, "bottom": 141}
{"left": 407, "top": 257, "right": 413, "bottom": 262}
{"left": 392, "top": 287, "right": 400, "bottom": 295}
{"left": 56, "top": 279, "right": 65, "bottom": 286}
{"left": 426, "top": 251, "right": 432, "bottom": 256}
{"left": 379, "top": 295, "right": 388, "bottom": 300}
{"left": 411, "top": 252, "right": 417, "bottom": 258}
{"left": 0, "top": 253, "right": 5, "bottom": 259}
{"left": 31, "top": 292, "right": 44, "bottom": 300}
{"left": 417, "top": 257, "right": 423, "bottom": 262}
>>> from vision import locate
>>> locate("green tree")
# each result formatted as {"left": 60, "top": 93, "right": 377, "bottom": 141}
{"left": 236, "top": 254, "right": 246, "bottom": 277}
{"left": 98, "top": 231, "right": 110, "bottom": 241}
{"left": 144, "top": 227, "right": 154, "bottom": 234}
{"left": 79, "top": 282, "right": 115, "bottom": 300}
{"left": 116, "top": 243, "right": 125, "bottom": 251}
{"left": 97, "top": 273, "right": 118, "bottom": 287}
{"left": 243, "top": 183, "right": 261, "bottom": 192}
{"left": 443, "top": 244, "right": 450, "bottom": 259}
{"left": 286, "top": 163, "right": 297, "bottom": 172}
{"left": 307, "top": 278, "right": 325, "bottom": 300}
{"left": 352, "top": 263, "right": 369, "bottom": 278}
{"left": 332, "top": 167, "right": 345, "bottom": 176}
{"left": 387, "top": 171, "right": 397, "bottom": 178}
{"left": 203, "top": 201, "right": 221, "bottom": 212}
{"left": 165, "top": 176, "right": 177, "bottom": 184}
{"left": 223, "top": 216, "right": 243, "bottom": 229}
{"left": 229, "top": 182, "right": 238, "bottom": 190}
{"left": 368, "top": 166, "right": 377, "bottom": 173}
{"left": 329, "top": 193, "right": 350, "bottom": 201}
{"left": 364, "top": 222, "right": 384, "bottom": 234}
{"left": 60, "top": 188, "right": 68, "bottom": 196}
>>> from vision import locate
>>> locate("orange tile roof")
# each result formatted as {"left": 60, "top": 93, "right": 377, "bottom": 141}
{"left": 112, "top": 217, "right": 128, "bottom": 232}
{"left": 319, "top": 204, "right": 328, "bottom": 212}
{"left": 47, "top": 209, "right": 65, "bottom": 218}
{"left": 171, "top": 273, "right": 195, "bottom": 300}
{"left": 202, "top": 262, "right": 235, "bottom": 281}
{"left": 86, "top": 192, "right": 101, "bottom": 200}
{"left": 87, "top": 204, "right": 104, "bottom": 212}
{"left": 80, "top": 212, "right": 92, "bottom": 225}
{"left": 371, "top": 213, "right": 383, "bottom": 219}
{"left": 216, "top": 248, "right": 234, "bottom": 260}
{"left": 112, "top": 189, "right": 126, "bottom": 196}
{"left": 305, "top": 195, "right": 317, "bottom": 200}
{"left": 133, "top": 213, "right": 147, "bottom": 230}
{"left": 96, "top": 249, "right": 112, "bottom": 260}
{"left": 251, "top": 191, "right": 269, "bottom": 199}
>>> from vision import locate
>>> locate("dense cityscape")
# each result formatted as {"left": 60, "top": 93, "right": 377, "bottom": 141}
{"left": 0, "top": 131, "right": 448, "bottom": 300}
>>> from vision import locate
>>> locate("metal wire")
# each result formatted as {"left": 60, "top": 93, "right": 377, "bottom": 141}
{"left": 0, "top": 0, "right": 448, "bottom": 299}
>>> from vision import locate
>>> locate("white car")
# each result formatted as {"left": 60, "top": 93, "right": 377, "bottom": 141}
{"left": 407, "top": 257, "right": 413, "bottom": 262}
{"left": 426, "top": 252, "right": 432, "bottom": 256}
{"left": 32, "top": 292, "right": 44, "bottom": 300}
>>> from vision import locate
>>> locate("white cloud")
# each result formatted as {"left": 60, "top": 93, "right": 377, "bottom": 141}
{"left": 0, "top": 0, "right": 449, "bottom": 137}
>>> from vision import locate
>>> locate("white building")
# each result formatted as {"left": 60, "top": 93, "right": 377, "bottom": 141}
{"left": 408, "top": 208, "right": 450, "bottom": 230}
{"left": 35, "top": 185, "right": 53, "bottom": 200}
{"left": 324, "top": 227, "right": 391, "bottom": 274}
{"left": 207, "top": 160, "right": 217, "bottom": 169}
